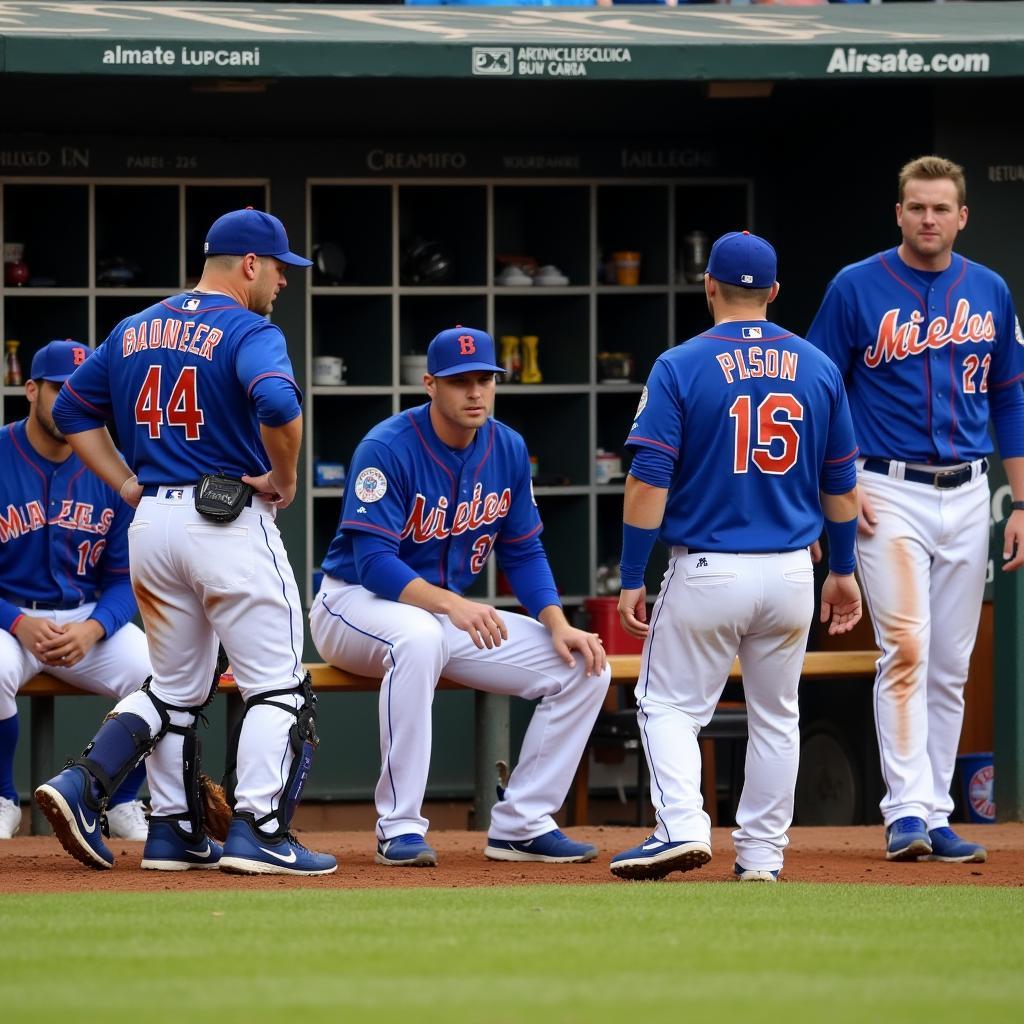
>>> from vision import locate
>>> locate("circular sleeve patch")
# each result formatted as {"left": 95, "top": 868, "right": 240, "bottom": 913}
{"left": 354, "top": 467, "right": 388, "bottom": 503}
{"left": 635, "top": 386, "right": 649, "bottom": 418}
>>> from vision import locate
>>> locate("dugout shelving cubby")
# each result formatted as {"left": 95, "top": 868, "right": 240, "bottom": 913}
{"left": 0, "top": 177, "right": 270, "bottom": 424}
{"left": 304, "top": 177, "right": 753, "bottom": 611}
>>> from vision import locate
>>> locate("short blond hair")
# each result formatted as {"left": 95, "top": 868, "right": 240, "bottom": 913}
{"left": 899, "top": 155, "right": 966, "bottom": 206}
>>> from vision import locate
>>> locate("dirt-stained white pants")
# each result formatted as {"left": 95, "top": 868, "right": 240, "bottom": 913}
{"left": 637, "top": 547, "right": 814, "bottom": 873}
{"left": 855, "top": 462, "right": 990, "bottom": 829}
{"left": 112, "top": 487, "right": 306, "bottom": 830}
{"left": 310, "top": 578, "right": 610, "bottom": 841}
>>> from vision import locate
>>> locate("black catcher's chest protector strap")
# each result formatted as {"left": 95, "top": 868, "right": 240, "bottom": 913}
{"left": 223, "top": 672, "right": 319, "bottom": 836}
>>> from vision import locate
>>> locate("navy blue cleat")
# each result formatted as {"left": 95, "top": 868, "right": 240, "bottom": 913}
{"left": 485, "top": 828, "right": 597, "bottom": 864}
{"left": 376, "top": 833, "right": 437, "bottom": 867}
{"left": 219, "top": 814, "right": 337, "bottom": 876}
{"left": 141, "top": 820, "right": 223, "bottom": 871}
{"left": 885, "top": 816, "right": 932, "bottom": 861}
{"left": 926, "top": 827, "right": 987, "bottom": 864}
{"left": 733, "top": 862, "right": 780, "bottom": 882}
{"left": 610, "top": 835, "right": 712, "bottom": 880}
{"left": 34, "top": 766, "right": 113, "bottom": 870}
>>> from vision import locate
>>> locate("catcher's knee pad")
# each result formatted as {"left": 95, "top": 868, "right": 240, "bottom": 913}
{"left": 224, "top": 672, "right": 319, "bottom": 836}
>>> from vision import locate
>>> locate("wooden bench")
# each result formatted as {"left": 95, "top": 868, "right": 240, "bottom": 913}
{"left": 17, "top": 650, "right": 879, "bottom": 835}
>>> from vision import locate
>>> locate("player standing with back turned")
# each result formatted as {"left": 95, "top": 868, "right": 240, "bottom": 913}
{"left": 609, "top": 231, "right": 862, "bottom": 883}
{"left": 807, "top": 156, "right": 1024, "bottom": 863}
{"left": 35, "top": 209, "right": 336, "bottom": 875}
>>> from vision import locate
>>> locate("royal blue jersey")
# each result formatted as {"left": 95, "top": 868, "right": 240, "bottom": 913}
{"left": 51, "top": 292, "right": 301, "bottom": 484}
{"left": 0, "top": 419, "right": 137, "bottom": 637}
{"left": 807, "top": 247, "right": 1024, "bottom": 462}
{"left": 322, "top": 403, "right": 550, "bottom": 597}
{"left": 626, "top": 321, "right": 859, "bottom": 552}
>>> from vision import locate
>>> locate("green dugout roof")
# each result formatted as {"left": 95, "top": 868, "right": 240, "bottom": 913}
{"left": 1, "top": 1, "right": 1023, "bottom": 82}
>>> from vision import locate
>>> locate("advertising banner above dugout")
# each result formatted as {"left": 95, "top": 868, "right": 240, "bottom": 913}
{"left": 0, "top": 1, "right": 1022, "bottom": 82}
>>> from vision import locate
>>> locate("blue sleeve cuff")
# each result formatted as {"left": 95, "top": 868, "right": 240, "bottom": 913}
{"left": 820, "top": 457, "right": 859, "bottom": 495}
{"left": 90, "top": 577, "right": 138, "bottom": 638}
{"left": 1, "top": 599, "right": 23, "bottom": 635}
{"left": 627, "top": 446, "right": 675, "bottom": 488}
{"left": 250, "top": 374, "right": 302, "bottom": 427}
{"left": 498, "top": 537, "right": 561, "bottom": 619}
{"left": 824, "top": 516, "right": 858, "bottom": 576}
{"left": 620, "top": 523, "right": 660, "bottom": 589}
{"left": 353, "top": 532, "right": 419, "bottom": 602}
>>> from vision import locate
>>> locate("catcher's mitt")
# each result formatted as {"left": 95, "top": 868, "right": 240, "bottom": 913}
{"left": 200, "top": 773, "right": 232, "bottom": 843}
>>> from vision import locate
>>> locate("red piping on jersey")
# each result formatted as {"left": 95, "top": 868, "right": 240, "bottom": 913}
{"left": 246, "top": 371, "right": 299, "bottom": 397}
{"left": 878, "top": 252, "right": 933, "bottom": 456}
{"left": 63, "top": 381, "right": 108, "bottom": 417}
{"left": 8, "top": 613, "right": 25, "bottom": 635}
{"left": 991, "top": 371, "right": 1024, "bottom": 390}
{"left": 407, "top": 411, "right": 455, "bottom": 483}
{"left": 501, "top": 521, "right": 543, "bottom": 545}
{"left": 701, "top": 331, "right": 794, "bottom": 343}
{"left": 9, "top": 423, "right": 51, "bottom": 489}
{"left": 944, "top": 257, "right": 968, "bottom": 461}
{"left": 630, "top": 436, "right": 678, "bottom": 456}
{"left": 341, "top": 519, "right": 402, "bottom": 540}
{"left": 824, "top": 446, "right": 859, "bottom": 465}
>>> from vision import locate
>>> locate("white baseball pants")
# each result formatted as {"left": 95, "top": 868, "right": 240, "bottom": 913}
{"left": 0, "top": 603, "right": 151, "bottom": 719}
{"left": 112, "top": 487, "right": 306, "bottom": 830}
{"left": 637, "top": 548, "right": 814, "bottom": 872}
{"left": 855, "top": 462, "right": 990, "bottom": 829}
{"left": 310, "top": 578, "right": 610, "bottom": 841}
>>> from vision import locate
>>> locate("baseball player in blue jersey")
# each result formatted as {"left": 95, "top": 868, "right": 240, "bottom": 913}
{"left": 807, "top": 156, "right": 1024, "bottom": 864}
{"left": 609, "top": 232, "right": 863, "bottom": 882}
{"left": 310, "top": 326, "right": 609, "bottom": 867}
{"left": 34, "top": 209, "right": 336, "bottom": 875}
{"left": 0, "top": 341, "right": 151, "bottom": 842}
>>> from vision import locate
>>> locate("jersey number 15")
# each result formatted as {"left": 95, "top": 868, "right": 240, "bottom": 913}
{"left": 729, "top": 393, "right": 803, "bottom": 475}
{"left": 134, "top": 365, "right": 205, "bottom": 441}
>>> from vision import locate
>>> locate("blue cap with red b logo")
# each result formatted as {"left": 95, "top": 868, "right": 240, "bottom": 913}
{"left": 30, "top": 339, "right": 90, "bottom": 382}
{"left": 427, "top": 326, "right": 504, "bottom": 377}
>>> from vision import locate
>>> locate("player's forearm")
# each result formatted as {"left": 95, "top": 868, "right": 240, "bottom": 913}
{"left": 259, "top": 414, "right": 302, "bottom": 487}
{"left": 397, "top": 576, "right": 465, "bottom": 616}
{"left": 623, "top": 474, "right": 668, "bottom": 528}
{"left": 64, "top": 427, "right": 135, "bottom": 492}
{"left": 821, "top": 488, "right": 858, "bottom": 524}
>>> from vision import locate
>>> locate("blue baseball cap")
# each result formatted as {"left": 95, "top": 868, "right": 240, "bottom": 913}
{"left": 706, "top": 230, "right": 777, "bottom": 288}
{"left": 204, "top": 207, "right": 312, "bottom": 267}
{"left": 30, "top": 339, "right": 90, "bottom": 382}
{"left": 427, "top": 327, "right": 504, "bottom": 377}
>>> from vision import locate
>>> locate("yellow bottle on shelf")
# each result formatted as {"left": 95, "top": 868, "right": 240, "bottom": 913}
{"left": 520, "top": 335, "right": 542, "bottom": 384}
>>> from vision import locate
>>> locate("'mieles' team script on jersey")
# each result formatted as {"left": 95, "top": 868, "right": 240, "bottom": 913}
{"left": 627, "top": 321, "right": 858, "bottom": 552}
{"left": 807, "top": 247, "right": 1024, "bottom": 462}
{"left": 53, "top": 292, "right": 300, "bottom": 483}
{"left": 0, "top": 419, "right": 136, "bottom": 637}
{"left": 321, "top": 403, "right": 542, "bottom": 593}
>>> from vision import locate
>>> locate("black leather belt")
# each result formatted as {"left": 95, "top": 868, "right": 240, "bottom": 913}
{"left": 142, "top": 484, "right": 254, "bottom": 508}
{"left": 862, "top": 458, "right": 988, "bottom": 489}
{"left": 0, "top": 593, "right": 88, "bottom": 611}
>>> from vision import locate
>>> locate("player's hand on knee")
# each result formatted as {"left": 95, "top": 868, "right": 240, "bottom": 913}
{"left": 617, "top": 586, "right": 649, "bottom": 639}
{"left": 35, "top": 619, "right": 105, "bottom": 668}
{"left": 820, "top": 573, "right": 862, "bottom": 635}
{"left": 448, "top": 597, "right": 508, "bottom": 650}
{"left": 857, "top": 489, "right": 878, "bottom": 537}
{"left": 1002, "top": 510, "right": 1024, "bottom": 572}
{"left": 550, "top": 623, "right": 606, "bottom": 676}
{"left": 13, "top": 615, "right": 64, "bottom": 656}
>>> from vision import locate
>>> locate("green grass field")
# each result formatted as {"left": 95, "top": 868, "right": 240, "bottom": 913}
{"left": 2, "top": 883, "right": 1021, "bottom": 1023}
